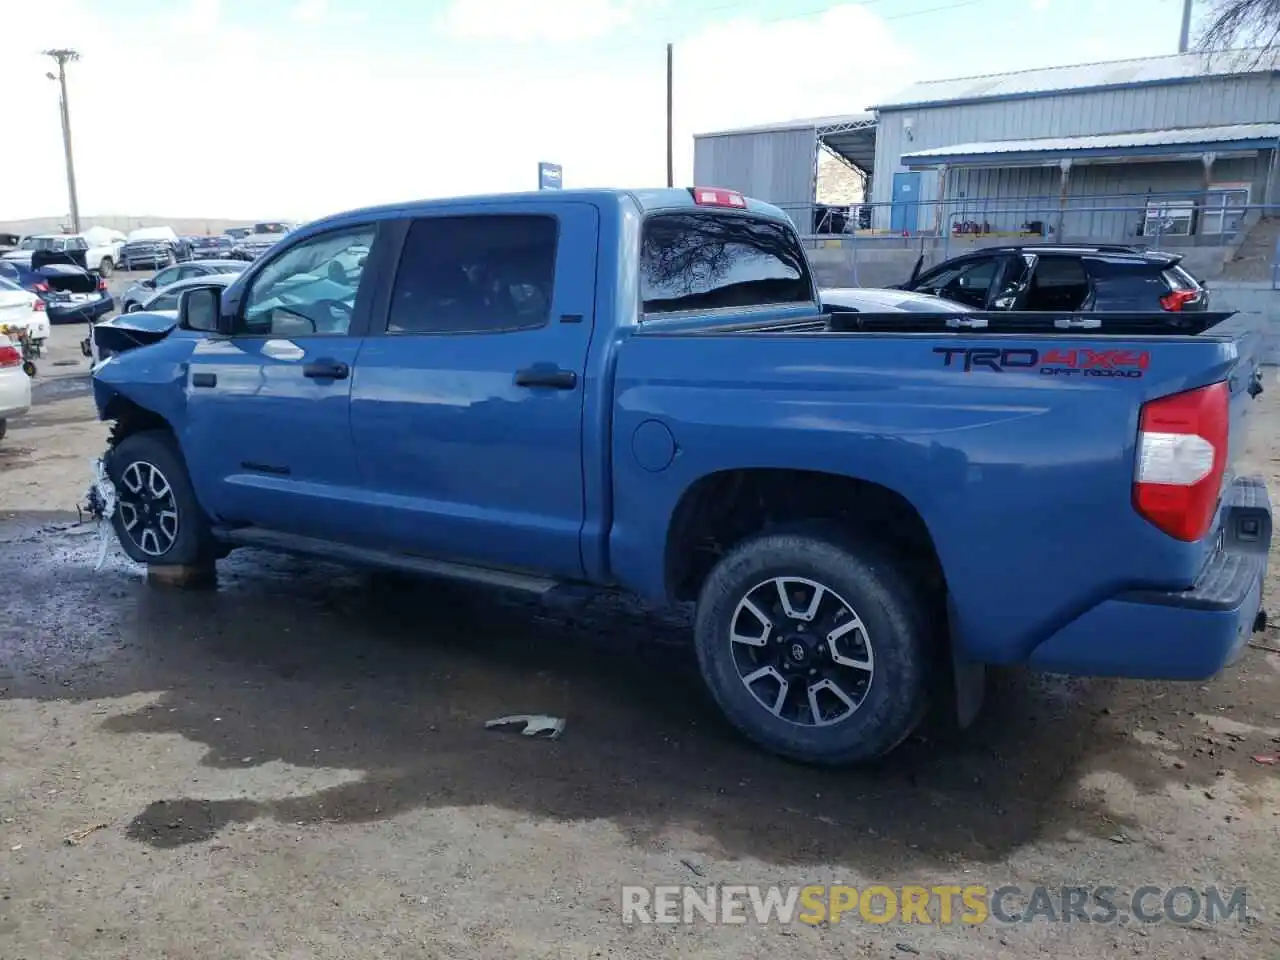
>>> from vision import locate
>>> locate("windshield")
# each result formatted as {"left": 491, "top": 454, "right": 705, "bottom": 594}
{"left": 24, "top": 237, "right": 65, "bottom": 251}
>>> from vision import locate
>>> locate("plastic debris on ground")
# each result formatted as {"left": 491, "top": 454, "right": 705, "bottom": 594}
{"left": 484, "top": 715, "right": 566, "bottom": 740}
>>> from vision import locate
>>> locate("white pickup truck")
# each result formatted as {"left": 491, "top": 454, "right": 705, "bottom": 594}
{"left": 0, "top": 229, "right": 124, "bottom": 277}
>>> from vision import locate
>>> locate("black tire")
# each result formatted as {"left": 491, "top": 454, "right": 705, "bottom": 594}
{"left": 694, "top": 526, "right": 931, "bottom": 765}
{"left": 106, "top": 430, "right": 215, "bottom": 566}
{"left": 0, "top": 419, "right": 6, "bottom": 441}
{"left": 99, "top": 257, "right": 114, "bottom": 278}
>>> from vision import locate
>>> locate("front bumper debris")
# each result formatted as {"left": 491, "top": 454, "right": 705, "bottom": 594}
{"left": 81, "top": 457, "right": 118, "bottom": 570}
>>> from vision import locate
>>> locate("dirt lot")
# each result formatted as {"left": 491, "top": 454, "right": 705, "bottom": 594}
{"left": 2, "top": 331, "right": 1280, "bottom": 959}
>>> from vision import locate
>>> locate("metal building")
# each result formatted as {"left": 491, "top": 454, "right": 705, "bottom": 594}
{"left": 692, "top": 114, "right": 877, "bottom": 232}
{"left": 869, "top": 48, "right": 1280, "bottom": 242}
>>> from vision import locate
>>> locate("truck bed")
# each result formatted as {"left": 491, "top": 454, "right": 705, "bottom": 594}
{"left": 612, "top": 310, "right": 1263, "bottom": 672}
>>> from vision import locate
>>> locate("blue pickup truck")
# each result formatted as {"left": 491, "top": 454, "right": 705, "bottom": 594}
{"left": 88, "top": 187, "right": 1272, "bottom": 764}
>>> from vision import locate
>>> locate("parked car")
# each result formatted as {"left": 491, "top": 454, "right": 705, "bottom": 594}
{"left": 0, "top": 233, "right": 22, "bottom": 255}
{"left": 820, "top": 288, "right": 977, "bottom": 314}
{"left": 119, "top": 260, "right": 246, "bottom": 313}
{"left": 901, "top": 245, "right": 1209, "bottom": 313}
{"left": 87, "top": 186, "right": 1270, "bottom": 765}
{"left": 0, "top": 277, "right": 51, "bottom": 352}
{"left": 120, "top": 227, "right": 189, "bottom": 270}
{"left": 190, "top": 235, "right": 236, "bottom": 260}
{"left": 0, "top": 258, "right": 114, "bottom": 324}
{"left": 1, "top": 232, "right": 122, "bottom": 277}
{"left": 124, "top": 271, "right": 237, "bottom": 314}
{"left": 225, "top": 226, "right": 253, "bottom": 241}
{"left": 0, "top": 332, "right": 32, "bottom": 442}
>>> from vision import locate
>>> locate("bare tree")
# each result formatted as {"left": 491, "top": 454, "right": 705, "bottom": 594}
{"left": 1197, "top": 0, "right": 1280, "bottom": 52}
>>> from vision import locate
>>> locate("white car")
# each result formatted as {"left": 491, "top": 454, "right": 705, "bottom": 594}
{"left": 0, "top": 333, "right": 32, "bottom": 443}
{"left": 0, "top": 277, "right": 50, "bottom": 348}
{"left": 0, "top": 232, "right": 122, "bottom": 277}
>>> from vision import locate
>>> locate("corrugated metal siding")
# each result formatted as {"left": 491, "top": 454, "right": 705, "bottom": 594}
{"left": 693, "top": 128, "right": 817, "bottom": 229}
{"left": 946, "top": 157, "right": 1266, "bottom": 239}
{"left": 872, "top": 74, "right": 1280, "bottom": 212}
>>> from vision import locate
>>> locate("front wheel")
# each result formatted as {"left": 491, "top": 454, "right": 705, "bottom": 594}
{"left": 694, "top": 528, "right": 931, "bottom": 765}
{"left": 106, "top": 430, "right": 215, "bottom": 565}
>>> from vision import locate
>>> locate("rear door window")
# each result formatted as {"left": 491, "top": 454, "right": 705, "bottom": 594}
{"left": 387, "top": 215, "right": 558, "bottom": 334}
{"left": 640, "top": 213, "right": 812, "bottom": 315}
{"left": 1023, "top": 256, "right": 1091, "bottom": 311}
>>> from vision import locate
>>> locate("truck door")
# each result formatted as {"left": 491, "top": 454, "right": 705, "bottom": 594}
{"left": 349, "top": 203, "right": 599, "bottom": 578}
{"left": 181, "top": 222, "right": 381, "bottom": 539}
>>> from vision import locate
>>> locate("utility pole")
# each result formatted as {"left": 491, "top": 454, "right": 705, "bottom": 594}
{"left": 43, "top": 49, "right": 82, "bottom": 233}
{"left": 666, "top": 42, "right": 674, "bottom": 188}
{"left": 1177, "top": 0, "right": 1193, "bottom": 52}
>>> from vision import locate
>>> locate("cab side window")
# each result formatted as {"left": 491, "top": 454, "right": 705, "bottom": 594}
{"left": 240, "top": 225, "right": 375, "bottom": 337}
{"left": 387, "top": 215, "right": 557, "bottom": 334}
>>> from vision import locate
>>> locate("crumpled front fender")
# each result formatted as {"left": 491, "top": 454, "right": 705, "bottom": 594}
{"left": 91, "top": 334, "right": 200, "bottom": 430}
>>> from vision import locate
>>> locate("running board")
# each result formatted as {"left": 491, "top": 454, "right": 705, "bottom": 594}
{"left": 213, "top": 527, "right": 562, "bottom": 595}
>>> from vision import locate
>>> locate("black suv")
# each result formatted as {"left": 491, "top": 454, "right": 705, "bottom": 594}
{"left": 902, "top": 245, "right": 1208, "bottom": 313}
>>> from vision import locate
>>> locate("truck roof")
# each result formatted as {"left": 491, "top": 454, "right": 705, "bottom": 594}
{"left": 305, "top": 188, "right": 794, "bottom": 237}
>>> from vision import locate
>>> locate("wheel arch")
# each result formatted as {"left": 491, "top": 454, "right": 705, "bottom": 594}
{"left": 663, "top": 467, "right": 945, "bottom": 605}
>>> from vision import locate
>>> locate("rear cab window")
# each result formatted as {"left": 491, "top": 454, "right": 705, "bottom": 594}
{"left": 640, "top": 212, "right": 813, "bottom": 315}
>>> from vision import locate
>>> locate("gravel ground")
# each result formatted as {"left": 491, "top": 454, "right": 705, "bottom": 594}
{"left": 1, "top": 328, "right": 1279, "bottom": 959}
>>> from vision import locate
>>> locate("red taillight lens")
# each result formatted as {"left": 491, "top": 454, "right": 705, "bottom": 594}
{"left": 32, "top": 299, "right": 45, "bottom": 312}
{"left": 1133, "top": 380, "right": 1229, "bottom": 541}
{"left": 98, "top": 278, "right": 108, "bottom": 291}
{"left": 34, "top": 282, "right": 49, "bottom": 293}
{"left": 0, "top": 345, "right": 21, "bottom": 368}
{"left": 1160, "top": 288, "right": 1198, "bottom": 311}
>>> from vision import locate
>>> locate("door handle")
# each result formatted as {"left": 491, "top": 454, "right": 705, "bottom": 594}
{"left": 303, "top": 359, "right": 349, "bottom": 380}
{"left": 192, "top": 372, "right": 217, "bottom": 388}
{"left": 515, "top": 367, "right": 577, "bottom": 390}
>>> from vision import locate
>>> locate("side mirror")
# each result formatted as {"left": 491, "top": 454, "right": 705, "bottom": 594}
{"left": 179, "top": 285, "right": 227, "bottom": 334}
{"left": 141, "top": 278, "right": 156, "bottom": 289}
{"left": 125, "top": 303, "right": 141, "bottom": 314}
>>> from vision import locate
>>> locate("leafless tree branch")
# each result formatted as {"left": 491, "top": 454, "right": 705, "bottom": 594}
{"left": 1196, "top": 0, "right": 1280, "bottom": 59}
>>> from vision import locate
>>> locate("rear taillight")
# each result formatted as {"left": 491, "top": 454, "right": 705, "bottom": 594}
{"left": 0, "top": 345, "right": 21, "bottom": 368}
{"left": 98, "top": 278, "right": 108, "bottom": 292}
{"left": 33, "top": 282, "right": 49, "bottom": 293}
{"left": 1133, "top": 380, "right": 1229, "bottom": 541}
{"left": 1160, "top": 288, "right": 1199, "bottom": 311}
{"left": 32, "top": 299, "right": 45, "bottom": 312}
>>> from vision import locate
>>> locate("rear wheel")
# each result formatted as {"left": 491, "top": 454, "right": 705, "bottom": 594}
{"left": 98, "top": 257, "right": 114, "bottom": 278}
{"left": 107, "top": 430, "right": 215, "bottom": 566}
{"left": 694, "top": 527, "right": 930, "bottom": 765}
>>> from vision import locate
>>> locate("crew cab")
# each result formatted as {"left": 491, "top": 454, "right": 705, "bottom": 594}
{"left": 89, "top": 187, "right": 1272, "bottom": 765}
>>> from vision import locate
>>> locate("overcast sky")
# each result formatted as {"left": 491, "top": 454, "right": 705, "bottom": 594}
{"left": 0, "top": 0, "right": 1202, "bottom": 222}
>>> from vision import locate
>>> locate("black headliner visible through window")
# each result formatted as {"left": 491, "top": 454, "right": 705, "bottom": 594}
{"left": 640, "top": 213, "right": 811, "bottom": 315}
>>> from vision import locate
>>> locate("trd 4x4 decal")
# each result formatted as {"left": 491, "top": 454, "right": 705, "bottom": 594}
{"left": 933, "top": 346, "right": 1150, "bottom": 378}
